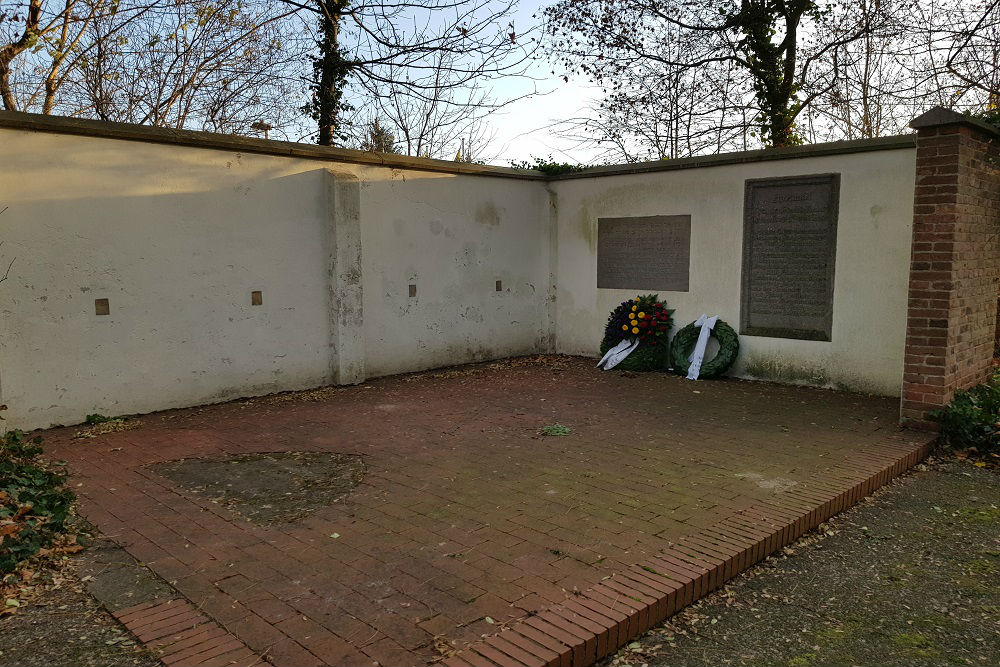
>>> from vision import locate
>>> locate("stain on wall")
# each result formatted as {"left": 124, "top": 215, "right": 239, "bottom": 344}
{"left": 475, "top": 201, "right": 502, "bottom": 226}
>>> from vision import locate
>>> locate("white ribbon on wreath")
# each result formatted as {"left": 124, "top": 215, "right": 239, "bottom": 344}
{"left": 686, "top": 314, "right": 719, "bottom": 380}
{"left": 596, "top": 338, "right": 640, "bottom": 370}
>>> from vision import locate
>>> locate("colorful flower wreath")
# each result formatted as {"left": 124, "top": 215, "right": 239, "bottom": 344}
{"left": 599, "top": 294, "right": 675, "bottom": 371}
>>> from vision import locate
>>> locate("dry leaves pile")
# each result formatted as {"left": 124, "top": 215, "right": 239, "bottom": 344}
{"left": 1, "top": 514, "right": 84, "bottom": 618}
{"left": 74, "top": 417, "right": 142, "bottom": 439}
{"left": 1, "top": 430, "right": 80, "bottom": 616}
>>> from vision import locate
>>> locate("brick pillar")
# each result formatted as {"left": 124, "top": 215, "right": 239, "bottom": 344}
{"left": 901, "top": 108, "right": 1000, "bottom": 428}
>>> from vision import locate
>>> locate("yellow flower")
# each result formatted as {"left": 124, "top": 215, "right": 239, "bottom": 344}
{"left": 622, "top": 324, "right": 628, "bottom": 331}
{"left": 630, "top": 319, "right": 637, "bottom": 326}
{"left": 638, "top": 312, "right": 645, "bottom": 318}
{"left": 631, "top": 327, "right": 639, "bottom": 334}
{"left": 631, "top": 305, "right": 637, "bottom": 312}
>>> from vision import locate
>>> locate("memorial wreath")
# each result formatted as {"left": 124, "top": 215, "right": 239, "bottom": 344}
{"left": 669, "top": 318, "right": 740, "bottom": 379}
{"left": 599, "top": 294, "right": 674, "bottom": 371}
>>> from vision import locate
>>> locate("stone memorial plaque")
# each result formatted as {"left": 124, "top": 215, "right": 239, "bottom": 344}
{"left": 741, "top": 174, "right": 840, "bottom": 341}
{"left": 597, "top": 215, "right": 691, "bottom": 291}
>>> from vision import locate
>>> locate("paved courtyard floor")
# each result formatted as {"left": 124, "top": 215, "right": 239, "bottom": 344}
{"left": 600, "top": 458, "right": 1000, "bottom": 667}
{"left": 42, "top": 356, "right": 933, "bottom": 666}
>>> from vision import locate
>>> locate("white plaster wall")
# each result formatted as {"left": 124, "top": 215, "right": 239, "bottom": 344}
{"left": 0, "top": 124, "right": 916, "bottom": 430}
{"left": 0, "top": 129, "right": 549, "bottom": 429}
{"left": 355, "top": 169, "right": 551, "bottom": 377}
{"left": 550, "top": 149, "right": 917, "bottom": 395}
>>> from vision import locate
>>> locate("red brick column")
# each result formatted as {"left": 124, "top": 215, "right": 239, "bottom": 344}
{"left": 902, "top": 108, "right": 1000, "bottom": 428}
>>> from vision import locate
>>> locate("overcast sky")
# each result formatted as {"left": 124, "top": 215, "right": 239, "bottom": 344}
{"left": 486, "top": 73, "right": 603, "bottom": 165}
{"left": 474, "top": 1, "right": 603, "bottom": 166}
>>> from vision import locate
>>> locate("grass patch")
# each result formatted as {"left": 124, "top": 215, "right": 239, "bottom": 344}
{"left": 892, "top": 632, "right": 932, "bottom": 648}
{"left": 955, "top": 506, "right": 1000, "bottom": 523}
{"left": 539, "top": 424, "right": 571, "bottom": 437}
{"left": 966, "top": 557, "right": 1000, "bottom": 576}
{"left": 891, "top": 632, "right": 940, "bottom": 660}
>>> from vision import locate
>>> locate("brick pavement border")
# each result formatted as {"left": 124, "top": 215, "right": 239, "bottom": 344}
{"left": 440, "top": 436, "right": 934, "bottom": 667}
{"left": 113, "top": 598, "right": 270, "bottom": 667}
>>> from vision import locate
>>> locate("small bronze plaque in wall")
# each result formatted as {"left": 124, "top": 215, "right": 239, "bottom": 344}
{"left": 94, "top": 298, "right": 110, "bottom": 316}
{"left": 597, "top": 215, "right": 691, "bottom": 291}
{"left": 251, "top": 290, "right": 263, "bottom": 306}
{"left": 741, "top": 173, "right": 840, "bottom": 341}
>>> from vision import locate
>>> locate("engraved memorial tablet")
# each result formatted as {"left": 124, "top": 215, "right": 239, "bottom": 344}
{"left": 741, "top": 174, "right": 840, "bottom": 341}
{"left": 597, "top": 215, "right": 691, "bottom": 291}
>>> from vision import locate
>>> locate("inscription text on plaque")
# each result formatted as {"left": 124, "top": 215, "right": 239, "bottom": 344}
{"left": 741, "top": 174, "right": 840, "bottom": 341}
{"left": 597, "top": 215, "right": 691, "bottom": 291}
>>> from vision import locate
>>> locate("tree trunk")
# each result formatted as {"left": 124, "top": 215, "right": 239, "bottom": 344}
{"left": 0, "top": 0, "right": 44, "bottom": 111}
{"left": 316, "top": 0, "right": 348, "bottom": 146}
{"left": 768, "top": 111, "right": 793, "bottom": 147}
{"left": 44, "top": 51, "right": 65, "bottom": 115}
{"left": 759, "top": 83, "right": 796, "bottom": 148}
{"left": 0, "top": 51, "right": 17, "bottom": 111}
{"left": 43, "top": 0, "right": 74, "bottom": 115}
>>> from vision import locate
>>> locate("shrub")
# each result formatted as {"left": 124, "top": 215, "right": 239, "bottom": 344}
{"left": 509, "top": 155, "right": 587, "bottom": 175}
{"left": 931, "top": 372, "right": 1000, "bottom": 454}
{"left": 0, "top": 431, "right": 75, "bottom": 574}
{"left": 967, "top": 108, "right": 1000, "bottom": 129}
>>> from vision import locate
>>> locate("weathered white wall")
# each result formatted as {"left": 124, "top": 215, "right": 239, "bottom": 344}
{"left": 0, "top": 120, "right": 917, "bottom": 430}
{"left": 355, "top": 169, "right": 553, "bottom": 377}
{"left": 0, "top": 128, "right": 550, "bottom": 429}
{"left": 550, "top": 148, "right": 917, "bottom": 395}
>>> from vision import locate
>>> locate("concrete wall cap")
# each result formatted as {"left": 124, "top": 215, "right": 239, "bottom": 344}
{"left": 0, "top": 110, "right": 546, "bottom": 180}
{"left": 553, "top": 135, "right": 915, "bottom": 180}
{"left": 0, "top": 109, "right": 916, "bottom": 181}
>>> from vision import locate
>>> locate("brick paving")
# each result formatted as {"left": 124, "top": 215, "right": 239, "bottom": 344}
{"left": 445, "top": 432, "right": 931, "bottom": 667}
{"left": 42, "top": 356, "right": 933, "bottom": 666}
{"left": 113, "top": 598, "right": 268, "bottom": 667}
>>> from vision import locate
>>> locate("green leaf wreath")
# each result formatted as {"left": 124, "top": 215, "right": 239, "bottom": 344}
{"left": 669, "top": 319, "right": 740, "bottom": 378}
